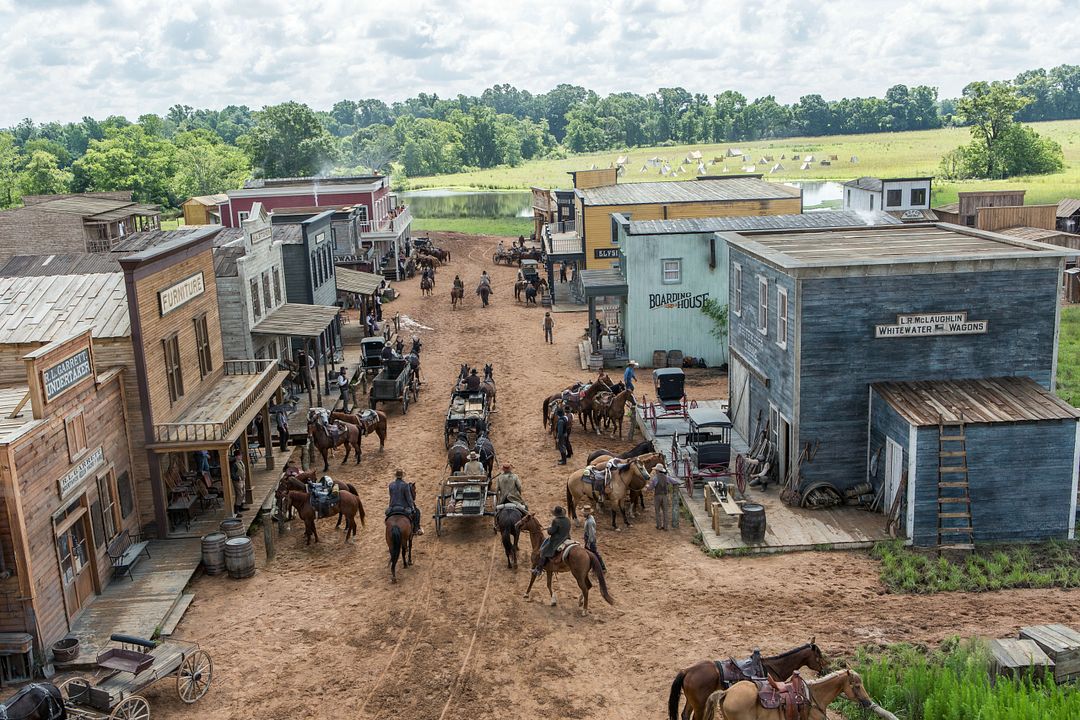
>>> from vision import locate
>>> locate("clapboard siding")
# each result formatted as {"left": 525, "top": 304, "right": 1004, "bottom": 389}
{"left": 279, "top": 213, "right": 339, "bottom": 356}
{"left": 868, "top": 388, "right": 913, "bottom": 532}
{"left": 911, "top": 420, "right": 1076, "bottom": 545}
{"left": 797, "top": 267, "right": 1060, "bottom": 494}
{"left": 215, "top": 276, "right": 252, "bottom": 360}
{"left": 977, "top": 205, "right": 1057, "bottom": 232}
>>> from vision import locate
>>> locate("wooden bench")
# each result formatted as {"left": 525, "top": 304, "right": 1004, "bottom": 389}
{"left": 107, "top": 529, "right": 150, "bottom": 581}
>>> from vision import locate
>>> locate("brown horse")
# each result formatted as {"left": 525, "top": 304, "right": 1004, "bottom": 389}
{"left": 417, "top": 254, "right": 440, "bottom": 268}
{"left": 566, "top": 453, "right": 660, "bottom": 529}
{"left": 703, "top": 669, "right": 885, "bottom": 720}
{"left": 330, "top": 409, "right": 388, "bottom": 449}
{"left": 276, "top": 480, "right": 365, "bottom": 544}
{"left": 586, "top": 450, "right": 663, "bottom": 519}
{"left": 385, "top": 492, "right": 415, "bottom": 583}
{"left": 669, "top": 642, "right": 827, "bottom": 720}
{"left": 279, "top": 474, "right": 364, "bottom": 529}
{"left": 307, "top": 409, "right": 362, "bottom": 472}
{"left": 517, "top": 513, "right": 613, "bottom": 616}
{"left": 541, "top": 373, "right": 613, "bottom": 432}
{"left": 420, "top": 275, "right": 433, "bottom": 296}
{"left": 451, "top": 285, "right": 464, "bottom": 309}
{"left": 591, "top": 388, "right": 636, "bottom": 438}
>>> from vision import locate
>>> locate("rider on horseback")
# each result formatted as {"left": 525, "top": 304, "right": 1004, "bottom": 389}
{"left": 532, "top": 505, "right": 571, "bottom": 576}
{"left": 494, "top": 462, "right": 525, "bottom": 508}
{"left": 453, "top": 274, "right": 464, "bottom": 290}
{"left": 387, "top": 469, "right": 423, "bottom": 535}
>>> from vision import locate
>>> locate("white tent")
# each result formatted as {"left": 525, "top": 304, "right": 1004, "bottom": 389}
{"left": 616, "top": 155, "right": 627, "bottom": 166}
{"left": 770, "top": 163, "right": 784, "bottom": 173}
{"left": 721, "top": 166, "right": 729, "bottom": 173}
{"left": 743, "top": 165, "right": 756, "bottom": 173}
{"left": 640, "top": 164, "right": 649, "bottom": 173}
{"left": 780, "top": 153, "right": 786, "bottom": 160}
{"left": 742, "top": 155, "right": 752, "bottom": 162}
{"left": 687, "top": 150, "right": 703, "bottom": 161}
{"left": 804, "top": 155, "right": 815, "bottom": 162}
{"left": 697, "top": 162, "right": 707, "bottom": 174}
{"left": 850, "top": 156, "right": 859, "bottom": 164}
{"left": 800, "top": 162, "right": 811, "bottom": 170}
{"left": 792, "top": 154, "right": 800, "bottom": 161}
{"left": 727, "top": 148, "right": 744, "bottom": 157}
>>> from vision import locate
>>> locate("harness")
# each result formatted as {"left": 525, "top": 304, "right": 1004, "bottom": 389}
{"left": 307, "top": 479, "right": 341, "bottom": 518}
{"left": 0, "top": 684, "right": 64, "bottom": 720}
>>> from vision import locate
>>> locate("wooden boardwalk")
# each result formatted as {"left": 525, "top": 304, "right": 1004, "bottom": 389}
{"left": 632, "top": 402, "right": 891, "bottom": 555}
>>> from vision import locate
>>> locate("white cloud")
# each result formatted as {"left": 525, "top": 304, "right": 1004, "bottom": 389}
{"left": 0, "top": 0, "right": 1074, "bottom": 125}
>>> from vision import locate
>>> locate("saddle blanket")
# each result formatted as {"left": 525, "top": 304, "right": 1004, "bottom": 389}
{"left": 558, "top": 540, "right": 580, "bottom": 562}
{"left": 495, "top": 502, "right": 527, "bottom": 513}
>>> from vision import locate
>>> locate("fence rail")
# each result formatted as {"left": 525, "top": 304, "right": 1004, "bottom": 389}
{"left": 152, "top": 360, "right": 279, "bottom": 444}
{"left": 544, "top": 220, "right": 576, "bottom": 237}
{"left": 357, "top": 205, "right": 412, "bottom": 236}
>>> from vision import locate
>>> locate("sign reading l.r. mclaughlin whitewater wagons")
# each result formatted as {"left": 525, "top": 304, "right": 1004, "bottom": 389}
{"left": 42, "top": 348, "right": 93, "bottom": 401}
{"left": 874, "top": 311, "right": 988, "bottom": 338}
{"left": 158, "top": 272, "right": 205, "bottom": 316}
{"left": 649, "top": 291, "right": 710, "bottom": 310}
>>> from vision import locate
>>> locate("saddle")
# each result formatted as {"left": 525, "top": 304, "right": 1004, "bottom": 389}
{"left": 357, "top": 409, "right": 379, "bottom": 432}
{"left": 755, "top": 672, "right": 811, "bottom": 720}
{"left": 558, "top": 539, "right": 580, "bottom": 562}
{"left": 307, "top": 480, "right": 340, "bottom": 518}
{"left": 385, "top": 504, "right": 415, "bottom": 520}
{"left": 714, "top": 648, "right": 765, "bottom": 685}
{"left": 495, "top": 501, "right": 527, "bottom": 513}
{"left": 582, "top": 467, "right": 610, "bottom": 499}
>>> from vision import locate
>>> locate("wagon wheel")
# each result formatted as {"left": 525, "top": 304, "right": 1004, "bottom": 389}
{"left": 401, "top": 387, "right": 409, "bottom": 414}
{"left": 734, "top": 454, "right": 748, "bottom": 495}
{"left": 110, "top": 696, "right": 150, "bottom": 720}
{"left": 411, "top": 377, "right": 420, "bottom": 401}
{"left": 176, "top": 649, "right": 213, "bottom": 703}
{"left": 434, "top": 500, "right": 443, "bottom": 537}
{"left": 800, "top": 482, "right": 844, "bottom": 509}
{"left": 59, "top": 676, "right": 92, "bottom": 702}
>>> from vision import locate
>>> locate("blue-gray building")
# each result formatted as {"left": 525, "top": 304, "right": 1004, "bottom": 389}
{"left": 272, "top": 210, "right": 342, "bottom": 361}
{"left": 725, "top": 223, "right": 1079, "bottom": 546}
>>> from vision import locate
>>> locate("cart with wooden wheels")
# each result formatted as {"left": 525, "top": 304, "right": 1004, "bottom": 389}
{"left": 369, "top": 358, "right": 418, "bottom": 414}
{"left": 433, "top": 475, "right": 495, "bottom": 536}
{"left": 60, "top": 634, "right": 213, "bottom": 719}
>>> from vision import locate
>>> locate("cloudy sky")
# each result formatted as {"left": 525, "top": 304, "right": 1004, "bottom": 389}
{"left": 0, "top": 0, "right": 1075, "bottom": 126}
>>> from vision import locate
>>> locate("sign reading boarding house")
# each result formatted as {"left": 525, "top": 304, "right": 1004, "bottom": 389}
{"left": 875, "top": 311, "right": 988, "bottom": 339}
{"left": 58, "top": 446, "right": 104, "bottom": 499}
{"left": 42, "top": 348, "right": 92, "bottom": 401}
{"left": 159, "top": 272, "right": 205, "bottom": 316}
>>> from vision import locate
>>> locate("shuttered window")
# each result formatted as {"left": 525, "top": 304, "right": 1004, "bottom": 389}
{"left": 65, "top": 412, "right": 88, "bottom": 461}
{"left": 250, "top": 279, "right": 261, "bottom": 320}
{"left": 194, "top": 314, "right": 213, "bottom": 377}
{"left": 732, "top": 263, "right": 742, "bottom": 317}
{"left": 97, "top": 472, "right": 120, "bottom": 541}
{"left": 163, "top": 334, "right": 184, "bottom": 403}
{"left": 262, "top": 273, "right": 272, "bottom": 311}
{"left": 117, "top": 471, "right": 134, "bottom": 519}
{"left": 272, "top": 268, "right": 282, "bottom": 304}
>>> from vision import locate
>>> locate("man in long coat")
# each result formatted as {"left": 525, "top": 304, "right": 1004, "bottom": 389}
{"left": 533, "top": 506, "right": 571, "bottom": 575}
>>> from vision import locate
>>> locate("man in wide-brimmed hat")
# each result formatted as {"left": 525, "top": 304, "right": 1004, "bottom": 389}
{"left": 581, "top": 504, "right": 606, "bottom": 572}
{"left": 494, "top": 462, "right": 525, "bottom": 508}
{"left": 647, "top": 462, "right": 681, "bottom": 531}
{"left": 623, "top": 360, "right": 639, "bottom": 393}
{"left": 533, "top": 505, "right": 571, "bottom": 576}
{"left": 463, "top": 450, "right": 486, "bottom": 477}
{"left": 387, "top": 468, "right": 423, "bottom": 535}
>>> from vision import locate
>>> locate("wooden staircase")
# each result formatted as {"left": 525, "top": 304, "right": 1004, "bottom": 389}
{"left": 937, "top": 413, "right": 974, "bottom": 551}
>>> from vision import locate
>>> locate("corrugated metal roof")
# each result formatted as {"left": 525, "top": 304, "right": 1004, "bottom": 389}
{"left": 579, "top": 177, "right": 801, "bottom": 206}
{"left": 243, "top": 175, "right": 383, "bottom": 189}
{"left": 0, "top": 273, "right": 130, "bottom": 343}
{"left": 1058, "top": 198, "right": 1080, "bottom": 218}
{"left": 577, "top": 269, "right": 627, "bottom": 297}
{"left": 0, "top": 253, "right": 122, "bottom": 277}
{"left": 628, "top": 211, "right": 899, "bottom": 236}
{"left": 843, "top": 177, "right": 883, "bottom": 192}
{"left": 874, "top": 377, "right": 1080, "bottom": 426}
{"left": 251, "top": 303, "right": 341, "bottom": 337}
{"left": 335, "top": 267, "right": 384, "bottom": 296}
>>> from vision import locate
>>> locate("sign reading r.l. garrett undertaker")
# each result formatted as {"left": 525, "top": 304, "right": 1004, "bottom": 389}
{"left": 648, "top": 291, "right": 710, "bottom": 310}
{"left": 42, "top": 348, "right": 93, "bottom": 401}
{"left": 158, "top": 272, "right": 205, "bottom": 316}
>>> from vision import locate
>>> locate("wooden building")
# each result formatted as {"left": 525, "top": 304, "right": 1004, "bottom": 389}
{"left": 570, "top": 171, "right": 802, "bottom": 269}
{"left": 842, "top": 177, "right": 932, "bottom": 215}
{"left": 1058, "top": 198, "right": 1080, "bottom": 233}
{"left": 180, "top": 194, "right": 228, "bottom": 226}
{"left": 0, "top": 331, "right": 137, "bottom": 659}
{"left": 0, "top": 192, "right": 161, "bottom": 263}
{"left": 725, "top": 223, "right": 1076, "bottom": 546}
{"left": 608, "top": 211, "right": 900, "bottom": 367}
{"left": 933, "top": 189, "right": 1025, "bottom": 227}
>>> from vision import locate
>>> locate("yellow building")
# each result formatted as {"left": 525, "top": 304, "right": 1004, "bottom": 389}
{"left": 571, "top": 170, "right": 802, "bottom": 268}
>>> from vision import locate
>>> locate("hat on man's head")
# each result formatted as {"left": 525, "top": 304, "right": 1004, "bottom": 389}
{"left": 468, "top": 451, "right": 480, "bottom": 460}
{"left": 654, "top": 463, "right": 668, "bottom": 473}
{"left": 552, "top": 506, "right": 566, "bottom": 517}
{"left": 470, "top": 368, "right": 478, "bottom": 374}
{"left": 394, "top": 469, "right": 405, "bottom": 478}
{"left": 581, "top": 504, "right": 593, "bottom": 514}
{"left": 502, "top": 462, "right": 512, "bottom": 470}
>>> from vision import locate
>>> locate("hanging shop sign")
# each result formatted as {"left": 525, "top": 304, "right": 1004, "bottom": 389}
{"left": 649, "top": 291, "right": 710, "bottom": 310}
{"left": 159, "top": 272, "right": 205, "bottom": 316}
{"left": 874, "top": 311, "right": 987, "bottom": 338}
{"left": 594, "top": 248, "right": 620, "bottom": 259}
{"left": 42, "top": 348, "right": 93, "bottom": 401}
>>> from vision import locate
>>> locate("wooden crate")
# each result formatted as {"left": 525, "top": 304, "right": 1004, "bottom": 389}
{"left": 1019, "top": 624, "right": 1080, "bottom": 682}
{"left": 989, "top": 638, "right": 1053, "bottom": 681}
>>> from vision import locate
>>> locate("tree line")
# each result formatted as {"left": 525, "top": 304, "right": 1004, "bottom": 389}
{"left": 1, "top": 64, "right": 1077, "bottom": 209}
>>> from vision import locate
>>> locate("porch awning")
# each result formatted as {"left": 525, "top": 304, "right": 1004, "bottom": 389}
{"left": 335, "top": 267, "right": 384, "bottom": 296}
{"left": 577, "top": 269, "right": 627, "bottom": 298}
{"left": 251, "top": 303, "right": 340, "bottom": 337}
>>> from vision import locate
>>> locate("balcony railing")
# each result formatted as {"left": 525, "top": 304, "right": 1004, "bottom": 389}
{"left": 544, "top": 219, "right": 577, "bottom": 237}
{"left": 151, "top": 359, "right": 279, "bottom": 444}
{"left": 357, "top": 205, "right": 412, "bottom": 237}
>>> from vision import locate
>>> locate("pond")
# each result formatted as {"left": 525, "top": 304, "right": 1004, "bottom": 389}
{"left": 784, "top": 180, "right": 845, "bottom": 210}
{"left": 398, "top": 189, "right": 532, "bottom": 219}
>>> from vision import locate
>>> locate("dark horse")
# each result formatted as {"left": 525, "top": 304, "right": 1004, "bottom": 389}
{"left": 0, "top": 683, "right": 65, "bottom": 720}
{"left": 495, "top": 505, "right": 523, "bottom": 569}
{"left": 587, "top": 440, "right": 656, "bottom": 464}
{"left": 385, "top": 483, "right": 417, "bottom": 583}
{"left": 524, "top": 284, "right": 537, "bottom": 304}
{"left": 276, "top": 479, "right": 365, "bottom": 544}
{"left": 477, "top": 283, "right": 491, "bottom": 307}
{"left": 447, "top": 433, "right": 470, "bottom": 473}
{"left": 481, "top": 363, "right": 496, "bottom": 410}
{"left": 517, "top": 513, "right": 613, "bottom": 616}
{"left": 279, "top": 473, "right": 363, "bottom": 529}
{"left": 307, "top": 409, "right": 362, "bottom": 472}
{"left": 474, "top": 432, "right": 496, "bottom": 478}
{"left": 668, "top": 640, "right": 828, "bottom": 720}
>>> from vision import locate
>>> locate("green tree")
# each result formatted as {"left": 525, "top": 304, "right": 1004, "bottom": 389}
{"left": 0, "top": 132, "right": 21, "bottom": 208}
{"left": 239, "top": 102, "right": 336, "bottom": 178}
{"left": 343, "top": 124, "right": 397, "bottom": 173}
{"left": 18, "top": 150, "right": 72, "bottom": 196}
{"left": 952, "top": 81, "right": 1028, "bottom": 178}
{"left": 171, "top": 130, "right": 249, "bottom": 199}
{"left": 700, "top": 298, "right": 729, "bottom": 365}
{"left": 72, "top": 125, "right": 177, "bottom": 205}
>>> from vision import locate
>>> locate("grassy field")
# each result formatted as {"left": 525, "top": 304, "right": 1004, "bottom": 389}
{"left": 1060, "top": 306, "right": 1080, "bottom": 406}
{"left": 411, "top": 216, "right": 531, "bottom": 236}
{"left": 410, "top": 120, "right": 1080, "bottom": 205}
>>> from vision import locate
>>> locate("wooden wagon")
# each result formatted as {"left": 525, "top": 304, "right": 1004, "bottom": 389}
{"left": 60, "top": 634, "right": 212, "bottom": 719}
{"left": 433, "top": 475, "right": 495, "bottom": 536}
{"left": 444, "top": 388, "right": 490, "bottom": 447}
{"left": 369, "top": 357, "right": 419, "bottom": 413}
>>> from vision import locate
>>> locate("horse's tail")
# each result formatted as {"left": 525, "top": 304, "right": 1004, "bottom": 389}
{"left": 542, "top": 396, "right": 551, "bottom": 427}
{"left": 589, "top": 550, "right": 614, "bottom": 605}
{"left": 566, "top": 483, "right": 577, "bottom": 520}
{"left": 702, "top": 687, "right": 728, "bottom": 720}
{"left": 389, "top": 525, "right": 402, "bottom": 567}
{"left": 668, "top": 671, "right": 687, "bottom": 720}
{"left": 500, "top": 516, "right": 515, "bottom": 558}
{"left": 357, "top": 499, "right": 366, "bottom": 527}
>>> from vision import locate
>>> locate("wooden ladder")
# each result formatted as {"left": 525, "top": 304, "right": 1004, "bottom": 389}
{"left": 937, "top": 413, "right": 974, "bottom": 551}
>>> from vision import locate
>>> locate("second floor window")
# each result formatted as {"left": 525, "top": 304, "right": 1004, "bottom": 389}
{"left": 163, "top": 334, "right": 184, "bottom": 403}
{"left": 194, "top": 314, "right": 213, "bottom": 377}
{"left": 886, "top": 188, "right": 902, "bottom": 207}
{"left": 732, "top": 263, "right": 743, "bottom": 317}
{"left": 776, "top": 288, "right": 789, "bottom": 350}
{"left": 662, "top": 258, "right": 682, "bottom": 284}
{"left": 65, "top": 411, "right": 88, "bottom": 461}
{"left": 262, "top": 274, "right": 272, "bottom": 311}
{"left": 251, "top": 279, "right": 261, "bottom": 320}
{"left": 272, "top": 267, "right": 282, "bottom": 304}
{"left": 757, "top": 277, "right": 768, "bottom": 335}
{"left": 911, "top": 188, "right": 927, "bottom": 206}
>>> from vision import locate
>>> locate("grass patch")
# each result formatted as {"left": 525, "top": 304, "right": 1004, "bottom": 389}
{"left": 873, "top": 539, "right": 1080, "bottom": 594}
{"left": 840, "top": 638, "right": 1080, "bottom": 720}
{"left": 1059, "top": 306, "right": 1080, "bottom": 406}
{"left": 410, "top": 120, "right": 1080, "bottom": 204}
{"left": 411, "top": 216, "right": 532, "bottom": 236}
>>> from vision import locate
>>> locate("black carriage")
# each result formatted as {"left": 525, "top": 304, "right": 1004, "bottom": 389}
{"left": 369, "top": 357, "right": 419, "bottom": 413}
{"left": 443, "top": 388, "right": 490, "bottom": 447}
{"left": 359, "top": 336, "right": 385, "bottom": 373}
{"left": 520, "top": 259, "right": 541, "bottom": 285}
{"left": 641, "top": 367, "right": 695, "bottom": 431}
{"left": 493, "top": 246, "right": 515, "bottom": 265}
{"left": 673, "top": 406, "right": 744, "bottom": 496}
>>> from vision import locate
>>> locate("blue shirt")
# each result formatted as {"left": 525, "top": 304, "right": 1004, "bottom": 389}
{"left": 624, "top": 366, "right": 636, "bottom": 385}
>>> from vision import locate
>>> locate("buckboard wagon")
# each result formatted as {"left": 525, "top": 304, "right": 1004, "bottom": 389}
{"left": 369, "top": 357, "right": 419, "bottom": 413}
{"left": 60, "top": 634, "right": 212, "bottom": 719}
{"left": 444, "top": 389, "right": 490, "bottom": 447}
{"left": 434, "top": 475, "right": 495, "bottom": 536}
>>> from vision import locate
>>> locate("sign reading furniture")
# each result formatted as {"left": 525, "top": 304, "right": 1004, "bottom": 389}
{"left": 42, "top": 348, "right": 93, "bottom": 401}
{"left": 874, "top": 311, "right": 988, "bottom": 338}
{"left": 159, "top": 272, "right": 205, "bottom": 316}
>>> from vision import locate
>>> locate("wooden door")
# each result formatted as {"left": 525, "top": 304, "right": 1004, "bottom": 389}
{"left": 885, "top": 438, "right": 904, "bottom": 512}
{"left": 57, "top": 514, "right": 95, "bottom": 619}
{"left": 730, "top": 358, "right": 750, "bottom": 441}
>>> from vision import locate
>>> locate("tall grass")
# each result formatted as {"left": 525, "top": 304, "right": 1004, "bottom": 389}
{"left": 842, "top": 639, "right": 1080, "bottom": 720}
{"left": 1059, "top": 306, "right": 1080, "bottom": 407}
{"left": 411, "top": 217, "right": 532, "bottom": 237}
{"left": 873, "top": 540, "right": 1080, "bottom": 594}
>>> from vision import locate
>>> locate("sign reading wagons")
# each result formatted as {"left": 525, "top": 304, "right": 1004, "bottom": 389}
{"left": 875, "top": 311, "right": 988, "bottom": 338}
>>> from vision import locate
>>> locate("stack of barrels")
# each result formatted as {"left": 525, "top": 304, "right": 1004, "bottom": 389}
{"left": 202, "top": 518, "right": 255, "bottom": 579}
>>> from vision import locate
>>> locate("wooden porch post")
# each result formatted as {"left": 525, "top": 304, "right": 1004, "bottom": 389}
{"left": 219, "top": 445, "right": 234, "bottom": 512}
{"left": 261, "top": 402, "right": 274, "bottom": 471}
{"left": 314, "top": 335, "right": 324, "bottom": 408}
{"left": 239, "top": 431, "right": 253, "bottom": 504}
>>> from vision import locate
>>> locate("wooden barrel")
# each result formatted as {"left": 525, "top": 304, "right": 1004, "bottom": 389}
{"left": 219, "top": 517, "right": 244, "bottom": 538}
{"left": 652, "top": 350, "right": 668, "bottom": 368}
{"left": 201, "top": 532, "right": 227, "bottom": 575}
{"left": 667, "top": 350, "right": 684, "bottom": 368}
{"left": 739, "top": 503, "right": 767, "bottom": 544}
{"left": 224, "top": 537, "right": 256, "bottom": 579}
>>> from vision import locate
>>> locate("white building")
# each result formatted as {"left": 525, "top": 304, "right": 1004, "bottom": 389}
{"left": 843, "top": 177, "right": 933, "bottom": 216}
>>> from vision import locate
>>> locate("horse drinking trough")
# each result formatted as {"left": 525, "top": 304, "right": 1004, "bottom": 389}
{"left": 60, "top": 635, "right": 212, "bottom": 719}
{"left": 434, "top": 475, "right": 495, "bottom": 536}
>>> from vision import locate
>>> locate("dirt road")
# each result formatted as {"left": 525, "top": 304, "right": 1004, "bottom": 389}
{"left": 151, "top": 233, "right": 1080, "bottom": 720}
